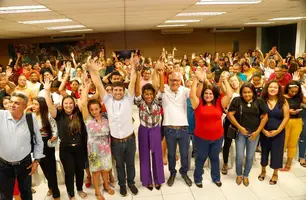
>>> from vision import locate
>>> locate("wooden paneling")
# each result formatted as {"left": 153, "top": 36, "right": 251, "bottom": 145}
{"left": 0, "top": 28, "right": 256, "bottom": 65}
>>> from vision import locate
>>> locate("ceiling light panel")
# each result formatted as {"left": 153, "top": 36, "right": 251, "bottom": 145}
{"left": 196, "top": 0, "right": 261, "bottom": 5}
{"left": 269, "top": 17, "right": 306, "bottom": 21}
{"left": 156, "top": 24, "right": 187, "bottom": 27}
{"left": 47, "top": 25, "right": 85, "bottom": 30}
{"left": 165, "top": 20, "right": 201, "bottom": 23}
{"left": 19, "top": 19, "right": 72, "bottom": 24}
{"left": 177, "top": 12, "right": 226, "bottom": 16}
{"left": 61, "top": 29, "right": 93, "bottom": 32}
{"left": 0, "top": 5, "right": 50, "bottom": 14}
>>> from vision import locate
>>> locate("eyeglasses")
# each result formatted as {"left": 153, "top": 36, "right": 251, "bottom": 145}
{"left": 169, "top": 79, "right": 180, "bottom": 82}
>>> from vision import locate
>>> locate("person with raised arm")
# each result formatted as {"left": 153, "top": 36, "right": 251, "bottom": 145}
{"left": 87, "top": 53, "right": 138, "bottom": 197}
{"left": 135, "top": 62, "right": 165, "bottom": 191}
{"left": 78, "top": 72, "right": 114, "bottom": 200}
{"left": 44, "top": 78, "right": 88, "bottom": 200}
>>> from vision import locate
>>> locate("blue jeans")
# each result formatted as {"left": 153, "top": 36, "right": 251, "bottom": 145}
{"left": 111, "top": 135, "right": 136, "bottom": 186}
{"left": 193, "top": 135, "right": 223, "bottom": 184}
{"left": 236, "top": 133, "right": 259, "bottom": 177}
{"left": 0, "top": 155, "right": 32, "bottom": 200}
{"left": 164, "top": 126, "right": 189, "bottom": 176}
{"left": 299, "top": 109, "right": 306, "bottom": 159}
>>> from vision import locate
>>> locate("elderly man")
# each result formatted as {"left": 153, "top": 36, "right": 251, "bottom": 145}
{"left": 0, "top": 92, "right": 44, "bottom": 200}
{"left": 163, "top": 71, "right": 192, "bottom": 187}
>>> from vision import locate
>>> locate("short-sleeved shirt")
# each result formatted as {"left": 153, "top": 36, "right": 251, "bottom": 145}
{"left": 103, "top": 92, "right": 134, "bottom": 139}
{"left": 286, "top": 97, "right": 302, "bottom": 118}
{"left": 228, "top": 97, "right": 268, "bottom": 132}
{"left": 55, "top": 107, "right": 85, "bottom": 144}
{"left": 162, "top": 85, "right": 190, "bottom": 126}
{"left": 135, "top": 92, "right": 163, "bottom": 128}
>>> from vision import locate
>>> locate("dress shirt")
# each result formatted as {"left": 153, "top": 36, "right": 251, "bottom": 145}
{"left": 103, "top": 92, "right": 134, "bottom": 139}
{"left": 0, "top": 110, "right": 44, "bottom": 162}
{"left": 162, "top": 85, "right": 190, "bottom": 126}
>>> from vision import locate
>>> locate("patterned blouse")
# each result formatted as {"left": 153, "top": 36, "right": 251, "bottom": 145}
{"left": 135, "top": 92, "right": 163, "bottom": 128}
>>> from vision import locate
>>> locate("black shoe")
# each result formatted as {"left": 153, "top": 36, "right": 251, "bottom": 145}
{"left": 155, "top": 185, "right": 161, "bottom": 190}
{"left": 195, "top": 183, "right": 203, "bottom": 188}
{"left": 120, "top": 185, "right": 127, "bottom": 196}
{"left": 128, "top": 184, "right": 138, "bottom": 195}
{"left": 146, "top": 185, "right": 153, "bottom": 191}
{"left": 167, "top": 175, "right": 176, "bottom": 187}
{"left": 182, "top": 175, "right": 192, "bottom": 187}
{"left": 215, "top": 182, "right": 222, "bottom": 187}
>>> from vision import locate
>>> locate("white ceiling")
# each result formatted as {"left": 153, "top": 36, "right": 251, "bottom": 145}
{"left": 0, "top": 0, "right": 305, "bottom": 39}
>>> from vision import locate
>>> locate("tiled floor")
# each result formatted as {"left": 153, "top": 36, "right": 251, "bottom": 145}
{"left": 31, "top": 108, "right": 306, "bottom": 200}
{"left": 32, "top": 153, "right": 306, "bottom": 200}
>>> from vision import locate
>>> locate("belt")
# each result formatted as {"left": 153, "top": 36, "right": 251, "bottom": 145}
{"left": 167, "top": 126, "right": 187, "bottom": 130}
{"left": 111, "top": 133, "right": 135, "bottom": 143}
{"left": 61, "top": 143, "right": 81, "bottom": 147}
{"left": 0, "top": 154, "right": 31, "bottom": 166}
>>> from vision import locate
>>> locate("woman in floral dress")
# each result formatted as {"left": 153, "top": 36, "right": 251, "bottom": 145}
{"left": 79, "top": 74, "right": 114, "bottom": 200}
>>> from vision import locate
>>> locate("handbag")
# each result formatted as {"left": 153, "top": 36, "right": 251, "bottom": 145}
{"left": 226, "top": 103, "right": 242, "bottom": 139}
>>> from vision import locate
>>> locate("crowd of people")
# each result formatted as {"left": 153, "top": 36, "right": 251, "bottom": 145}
{"left": 0, "top": 46, "right": 306, "bottom": 200}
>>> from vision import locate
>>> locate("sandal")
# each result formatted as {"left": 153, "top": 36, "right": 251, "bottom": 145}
{"left": 104, "top": 186, "right": 115, "bottom": 195}
{"left": 300, "top": 161, "right": 306, "bottom": 168}
{"left": 85, "top": 176, "right": 92, "bottom": 188}
{"left": 78, "top": 191, "right": 88, "bottom": 199}
{"left": 47, "top": 189, "right": 52, "bottom": 196}
{"left": 279, "top": 165, "right": 291, "bottom": 172}
{"left": 31, "top": 188, "right": 36, "bottom": 194}
{"left": 258, "top": 171, "right": 266, "bottom": 181}
{"left": 269, "top": 174, "right": 278, "bottom": 185}
{"left": 109, "top": 174, "right": 116, "bottom": 188}
{"left": 95, "top": 193, "right": 105, "bottom": 200}
{"left": 221, "top": 164, "right": 228, "bottom": 175}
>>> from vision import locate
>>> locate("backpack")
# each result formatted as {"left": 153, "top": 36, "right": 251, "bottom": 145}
{"left": 26, "top": 113, "right": 37, "bottom": 152}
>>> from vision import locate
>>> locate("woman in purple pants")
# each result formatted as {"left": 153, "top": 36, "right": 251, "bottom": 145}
{"left": 135, "top": 67, "right": 165, "bottom": 191}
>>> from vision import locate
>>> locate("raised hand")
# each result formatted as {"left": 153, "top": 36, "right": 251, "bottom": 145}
{"left": 87, "top": 59, "right": 103, "bottom": 72}
{"left": 71, "top": 52, "right": 75, "bottom": 58}
{"left": 17, "top": 52, "right": 21, "bottom": 58}
{"left": 173, "top": 47, "right": 177, "bottom": 51}
{"left": 130, "top": 52, "right": 139, "bottom": 67}
{"left": 292, "top": 71, "right": 300, "bottom": 81}
{"left": 112, "top": 52, "right": 117, "bottom": 58}
{"left": 83, "top": 71, "right": 90, "bottom": 85}
{"left": 191, "top": 53, "right": 196, "bottom": 60}
{"left": 195, "top": 69, "right": 206, "bottom": 82}
{"left": 43, "top": 78, "right": 52, "bottom": 91}
{"left": 55, "top": 60, "right": 59, "bottom": 65}
{"left": 66, "top": 61, "right": 72, "bottom": 72}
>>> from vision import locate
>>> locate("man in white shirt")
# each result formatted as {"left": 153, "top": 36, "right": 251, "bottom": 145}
{"left": 162, "top": 72, "right": 192, "bottom": 187}
{"left": 87, "top": 57, "right": 138, "bottom": 196}
{"left": 27, "top": 71, "right": 41, "bottom": 97}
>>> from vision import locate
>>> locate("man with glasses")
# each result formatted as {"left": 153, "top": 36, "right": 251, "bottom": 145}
{"left": 162, "top": 72, "right": 192, "bottom": 187}
{"left": 268, "top": 65, "right": 292, "bottom": 89}
{"left": 0, "top": 92, "right": 44, "bottom": 200}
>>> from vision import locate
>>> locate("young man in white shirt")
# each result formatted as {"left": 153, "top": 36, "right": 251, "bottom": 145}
{"left": 162, "top": 72, "right": 192, "bottom": 187}
{"left": 87, "top": 56, "right": 138, "bottom": 196}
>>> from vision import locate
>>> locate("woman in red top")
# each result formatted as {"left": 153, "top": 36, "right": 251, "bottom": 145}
{"left": 190, "top": 72, "right": 231, "bottom": 188}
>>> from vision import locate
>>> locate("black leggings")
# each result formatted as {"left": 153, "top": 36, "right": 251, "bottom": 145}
{"left": 59, "top": 144, "right": 86, "bottom": 198}
{"left": 222, "top": 118, "right": 233, "bottom": 164}
{"left": 40, "top": 138, "right": 60, "bottom": 198}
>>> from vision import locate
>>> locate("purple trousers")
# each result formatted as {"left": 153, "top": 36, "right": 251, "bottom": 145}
{"left": 138, "top": 125, "right": 165, "bottom": 186}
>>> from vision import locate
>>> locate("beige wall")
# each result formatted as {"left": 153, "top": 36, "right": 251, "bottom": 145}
{"left": 0, "top": 28, "right": 256, "bottom": 65}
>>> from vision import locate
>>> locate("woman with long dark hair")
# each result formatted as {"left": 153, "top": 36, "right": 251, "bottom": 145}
{"left": 227, "top": 83, "right": 268, "bottom": 186}
{"left": 45, "top": 78, "right": 88, "bottom": 200}
{"left": 190, "top": 71, "right": 232, "bottom": 188}
{"left": 258, "top": 81, "right": 289, "bottom": 185}
{"left": 31, "top": 97, "right": 60, "bottom": 199}
{"left": 281, "top": 81, "right": 306, "bottom": 171}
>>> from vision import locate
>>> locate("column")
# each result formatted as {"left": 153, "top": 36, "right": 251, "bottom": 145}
{"left": 295, "top": 21, "right": 306, "bottom": 58}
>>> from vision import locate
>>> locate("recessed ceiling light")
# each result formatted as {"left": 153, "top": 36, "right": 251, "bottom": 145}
{"left": 176, "top": 12, "right": 226, "bottom": 16}
{"left": 47, "top": 25, "right": 85, "bottom": 30}
{"left": 244, "top": 22, "right": 274, "bottom": 25}
{"left": 269, "top": 17, "right": 306, "bottom": 21}
{"left": 157, "top": 24, "right": 187, "bottom": 28}
{"left": 165, "top": 20, "right": 201, "bottom": 23}
{"left": 0, "top": 5, "right": 50, "bottom": 14}
{"left": 196, "top": 0, "right": 261, "bottom": 5}
{"left": 19, "top": 19, "right": 72, "bottom": 24}
{"left": 61, "top": 29, "right": 93, "bottom": 33}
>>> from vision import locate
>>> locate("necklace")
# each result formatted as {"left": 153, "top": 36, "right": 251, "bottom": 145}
{"left": 247, "top": 102, "right": 251, "bottom": 107}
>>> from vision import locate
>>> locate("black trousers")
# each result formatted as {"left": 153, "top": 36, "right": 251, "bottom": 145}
{"left": 40, "top": 138, "right": 60, "bottom": 198}
{"left": 260, "top": 131, "right": 285, "bottom": 169}
{"left": 111, "top": 135, "right": 136, "bottom": 186}
{"left": 222, "top": 118, "right": 233, "bottom": 164}
{"left": 59, "top": 144, "right": 86, "bottom": 198}
{"left": 0, "top": 154, "right": 32, "bottom": 200}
